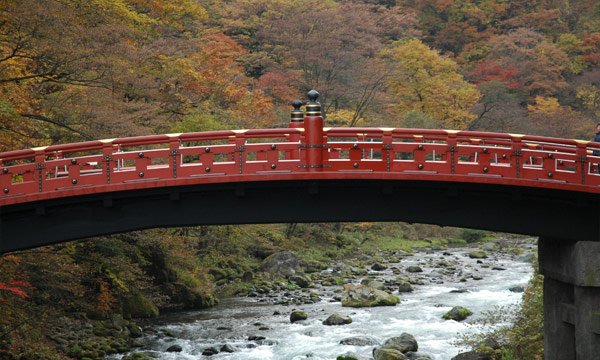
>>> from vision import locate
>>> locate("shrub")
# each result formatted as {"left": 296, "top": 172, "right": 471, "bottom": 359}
{"left": 461, "top": 229, "right": 487, "bottom": 243}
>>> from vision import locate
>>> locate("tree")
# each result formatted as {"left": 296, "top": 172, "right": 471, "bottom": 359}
{"left": 485, "top": 29, "right": 569, "bottom": 97}
{"left": 470, "top": 81, "right": 527, "bottom": 133}
{"left": 223, "top": 0, "right": 418, "bottom": 125}
{"left": 382, "top": 38, "right": 480, "bottom": 129}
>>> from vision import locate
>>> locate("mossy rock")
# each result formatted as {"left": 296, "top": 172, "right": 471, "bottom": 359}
{"left": 341, "top": 284, "right": 400, "bottom": 308}
{"left": 337, "top": 354, "right": 360, "bottom": 360}
{"left": 290, "top": 309, "right": 308, "bottom": 323}
{"left": 123, "top": 294, "right": 159, "bottom": 319}
{"left": 373, "top": 347, "right": 408, "bottom": 360}
{"left": 468, "top": 250, "right": 488, "bottom": 259}
{"left": 442, "top": 306, "right": 473, "bottom": 321}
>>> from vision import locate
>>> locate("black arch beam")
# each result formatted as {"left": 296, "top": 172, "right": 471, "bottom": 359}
{"left": 1, "top": 180, "right": 599, "bottom": 253}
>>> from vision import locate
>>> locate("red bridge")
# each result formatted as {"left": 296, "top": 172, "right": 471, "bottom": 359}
{"left": 1, "top": 92, "right": 600, "bottom": 359}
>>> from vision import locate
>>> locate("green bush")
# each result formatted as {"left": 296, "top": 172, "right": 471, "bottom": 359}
{"left": 460, "top": 229, "right": 486, "bottom": 243}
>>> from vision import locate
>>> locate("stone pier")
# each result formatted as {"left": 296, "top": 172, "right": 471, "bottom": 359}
{"left": 538, "top": 238, "right": 600, "bottom": 360}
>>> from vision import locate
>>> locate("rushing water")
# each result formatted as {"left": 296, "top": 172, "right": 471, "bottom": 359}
{"left": 112, "top": 246, "right": 534, "bottom": 360}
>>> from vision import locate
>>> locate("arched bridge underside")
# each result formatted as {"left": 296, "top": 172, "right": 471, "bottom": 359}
{"left": 0, "top": 178, "right": 599, "bottom": 253}
{"left": 2, "top": 126, "right": 600, "bottom": 359}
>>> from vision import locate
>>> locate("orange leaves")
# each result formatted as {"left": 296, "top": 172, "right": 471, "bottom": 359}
{"left": 96, "top": 280, "right": 116, "bottom": 314}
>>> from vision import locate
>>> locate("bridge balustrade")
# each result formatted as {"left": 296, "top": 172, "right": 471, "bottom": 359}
{"left": 2, "top": 126, "right": 600, "bottom": 207}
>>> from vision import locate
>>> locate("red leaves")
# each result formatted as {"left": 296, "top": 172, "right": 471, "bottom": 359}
{"left": 0, "top": 279, "right": 32, "bottom": 301}
{"left": 466, "top": 61, "right": 522, "bottom": 90}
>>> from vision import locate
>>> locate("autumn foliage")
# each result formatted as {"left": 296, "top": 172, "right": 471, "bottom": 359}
{"left": 1, "top": 0, "right": 600, "bottom": 358}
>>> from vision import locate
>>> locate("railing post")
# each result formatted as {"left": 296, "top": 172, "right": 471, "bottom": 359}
{"left": 575, "top": 141, "right": 588, "bottom": 185}
{"left": 169, "top": 136, "right": 180, "bottom": 179}
{"left": 288, "top": 99, "right": 304, "bottom": 160}
{"left": 446, "top": 130, "right": 458, "bottom": 175}
{"left": 302, "top": 90, "right": 324, "bottom": 171}
{"left": 102, "top": 141, "right": 113, "bottom": 184}
{"left": 34, "top": 147, "right": 47, "bottom": 193}
{"left": 511, "top": 134, "right": 523, "bottom": 178}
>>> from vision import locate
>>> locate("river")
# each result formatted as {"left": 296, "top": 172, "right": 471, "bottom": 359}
{"left": 111, "top": 245, "right": 534, "bottom": 360}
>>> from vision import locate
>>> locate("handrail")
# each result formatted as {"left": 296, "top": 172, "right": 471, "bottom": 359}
{"left": 1, "top": 127, "right": 600, "bottom": 207}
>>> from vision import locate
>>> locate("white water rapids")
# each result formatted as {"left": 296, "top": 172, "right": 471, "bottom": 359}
{"left": 111, "top": 246, "right": 534, "bottom": 360}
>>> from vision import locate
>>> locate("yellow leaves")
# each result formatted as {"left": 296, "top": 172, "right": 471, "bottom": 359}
{"left": 325, "top": 109, "right": 361, "bottom": 127}
{"left": 383, "top": 39, "right": 480, "bottom": 130}
{"left": 576, "top": 85, "right": 600, "bottom": 117}
{"left": 91, "top": 0, "right": 156, "bottom": 26}
{"left": 528, "top": 96, "right": 561, "bottom": 114}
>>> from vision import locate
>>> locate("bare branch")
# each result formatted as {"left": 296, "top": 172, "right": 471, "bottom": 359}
{"left": 19, "top": 113, "right": 93, "bottom": 139}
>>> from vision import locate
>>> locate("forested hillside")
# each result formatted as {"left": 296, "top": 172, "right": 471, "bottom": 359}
{"left": 1, "top": 0, "right": 599, "bottom": 359}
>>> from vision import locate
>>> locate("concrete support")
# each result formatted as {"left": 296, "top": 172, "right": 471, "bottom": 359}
{"left": 539, "top": 238, "right": 600, "bottom": 360}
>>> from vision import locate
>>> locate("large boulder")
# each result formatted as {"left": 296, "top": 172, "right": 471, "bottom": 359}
{"left": 260, "top": 251, "right": 302, "bottom": 278}
{"left": 382, "top": 333, "right": 418, "bottom": 353}
{"left": 341, "top": 284, "right": 400, "bottom": 308}
{"left": 373, "top": 348, "right": 408, "bottom": 360}
{"left": 323, "top": 313, "right": 352, "bottom": 326}
{"left": 443, "top": 306, "right": 473, "bottom": 321}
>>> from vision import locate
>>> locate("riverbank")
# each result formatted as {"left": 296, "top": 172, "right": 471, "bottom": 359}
{"left": 113, "top": 240, "right": 535, "bottom": 359}
{"left": 0, "top": 224, "right": 536, "bottom": 360}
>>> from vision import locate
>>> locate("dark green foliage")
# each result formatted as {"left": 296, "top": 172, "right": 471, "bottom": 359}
{"left": 461, "top": 229, "right": 487, "bottom": 243}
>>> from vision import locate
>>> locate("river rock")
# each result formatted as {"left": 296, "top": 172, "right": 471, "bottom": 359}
{"left": 341, "top": 284, "right": 400, "bottom": 308}
{"left": 248, "top": 335, "right": 266, "bottom": 341}
{"left": 371, "top": 263, "right": 388, "bottom": 271}
{"left": 406, "top": 266, "right": 423, "bottom": 273}
{"left": 260, "top": 251, "right": 302, "bottom": 278}
{"left": 221, "top": 344, "right": 236, "bottom": 353}
{"left": 128, "top": 324, "right": 143, "bottom": 338}
{"left": 397, "top": 280, "right": 414, "bottom": 292}
{"left": 509, "top": 285, "right": 525, "bottom": 293}
{"left": 339, "top": 336, "right": 380, "bottom": 346}
{"left": 468, "top": 250, "right": 488, "bottom": 259}
{"left": 406, "top": 352, "right": 433, "bottom": 360}
{"left": 202, "top": 346, "right": 219, "bottom": 356}
{"left": 361, "top": 279, "right": 385, "bottom": 290}
{"left": 382, "top": 333, "right": 418, "bottom": 353}
{"left": 373, "top": 347, "right": 409, "bottom": 360}
{"left": 303, "top": 260, "right": 326, "bottom": 273}
{"left": 290, "top": 309, "right": 308, "bottom": 323}
{"left": 289, "top": 274, "right": 312, "bottom": 288}
{"left": 323, "top": 313, "right": 352, "bottom": 326}
{"left": 442, "top": 306, "right": 473, "bottom": 321}
{"left": 451, "top": 350, "right": 492, "bottom": 360}
{"left": 166, "top": 344, "right": 182, "bottom": 352}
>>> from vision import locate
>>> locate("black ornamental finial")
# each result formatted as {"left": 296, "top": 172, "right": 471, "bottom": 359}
{"left": 290, "top": 99, "right": 304, "bottom": 122}
{"left": 305, "top": 90, "right": 321, "bottom": 117}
